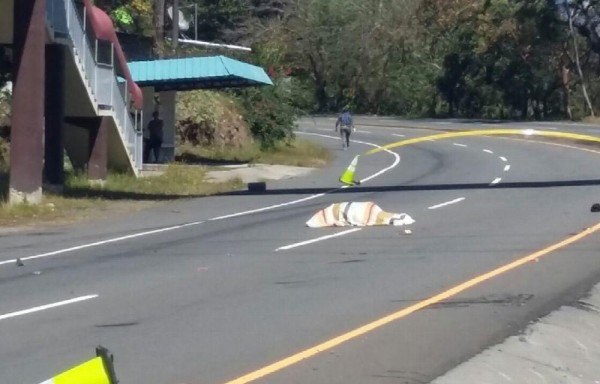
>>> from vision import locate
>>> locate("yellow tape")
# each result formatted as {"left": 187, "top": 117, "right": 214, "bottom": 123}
{"left": 363, "top": 129, "right": 600, "bottom": 156}
{"left": 54, "top": 357, "right": 110, "bottom": 384}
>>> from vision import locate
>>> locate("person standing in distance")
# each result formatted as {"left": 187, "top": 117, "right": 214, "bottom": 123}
{"left": 145, "top": 111, "right": 164, "bottom": 163}
{"left": 335, "top": 107, "right": 355, "bottom": 150}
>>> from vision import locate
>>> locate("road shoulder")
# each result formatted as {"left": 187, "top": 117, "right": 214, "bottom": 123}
{"left": 433, "top": 282, "right": 600, "bottom": 384}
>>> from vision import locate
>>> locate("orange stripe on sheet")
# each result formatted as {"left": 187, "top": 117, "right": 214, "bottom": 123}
{"left": 365, "top": 202, "right": 376, "bottom": 225}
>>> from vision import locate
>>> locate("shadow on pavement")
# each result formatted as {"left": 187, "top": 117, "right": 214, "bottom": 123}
{"left": 219, "top": 178, "right": 600, "bottom": 197}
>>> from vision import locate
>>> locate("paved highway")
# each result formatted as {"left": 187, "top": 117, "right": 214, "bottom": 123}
{"left": 2, "top": 117, "right": 600, "bottom": 384}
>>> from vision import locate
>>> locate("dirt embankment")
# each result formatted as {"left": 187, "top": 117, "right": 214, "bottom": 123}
{"left": 176, "top": 90, "right": 252, "bottom": 149}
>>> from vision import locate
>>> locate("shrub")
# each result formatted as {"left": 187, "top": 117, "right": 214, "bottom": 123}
{"left": 238, "top": 78, "right": 298, "bottom": 150}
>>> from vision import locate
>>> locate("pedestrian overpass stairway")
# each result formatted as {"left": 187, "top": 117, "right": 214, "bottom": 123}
{"left": 46, "top": 0, "right": 143, "bottom": 176}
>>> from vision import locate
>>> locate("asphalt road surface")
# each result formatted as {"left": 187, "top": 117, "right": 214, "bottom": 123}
{"left": 2, "top": 117, "right": 600, "bottom": 384}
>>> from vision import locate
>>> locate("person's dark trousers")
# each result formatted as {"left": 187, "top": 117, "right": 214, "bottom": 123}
{"left": 341, "top": 128, "right": 351, "bottom": 148}
{"left": 148, "top": 139, "right": 162, "bottom": 163}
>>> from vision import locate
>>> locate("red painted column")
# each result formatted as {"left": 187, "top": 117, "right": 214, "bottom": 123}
{"left": 88, "top": 117, "right": 108, "bottom": 182}
{"left": 9, "top": 0, "right": 45, "bottom": 204}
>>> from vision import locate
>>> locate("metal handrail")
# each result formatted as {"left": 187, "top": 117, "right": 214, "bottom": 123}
{"left": 46, "top": 0, "right": 143, "bottom": 171}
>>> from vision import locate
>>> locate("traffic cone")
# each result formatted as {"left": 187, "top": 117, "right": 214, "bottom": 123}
{"left": 339, "top": 155, "right": 360, "bottom": 185}
{"left": 39, "top": 346, "right": 117, "bottom": 384}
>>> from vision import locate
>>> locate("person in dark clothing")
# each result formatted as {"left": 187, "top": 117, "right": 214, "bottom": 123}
{"left": 144, "top": 111, "right": 164, "bottom": 163}
{"left": 335, "top": 107, "right": 355, "bottom": 150}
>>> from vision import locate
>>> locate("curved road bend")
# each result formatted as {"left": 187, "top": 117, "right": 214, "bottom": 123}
{"left": 1, "top": 118, "right": 600, "bottom": 384}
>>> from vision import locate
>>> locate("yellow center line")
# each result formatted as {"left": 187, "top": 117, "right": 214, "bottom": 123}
{"left": 364, "top": 129, "right": 600, "bottom": 156}
{"left": 224, "top": 222, "right": 600, "bottom": 384}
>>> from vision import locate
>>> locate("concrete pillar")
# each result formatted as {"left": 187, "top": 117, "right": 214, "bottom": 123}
{"left": 141, "top": 87, "right": 154, "bottom": 164}
{"left": 44, "top": 44, "right": 66, "bottom": 190}
{"left": 9, "top": 0, "right": 45, "bottom": 204}
{"left": 141, "top": 87, "right": 156, "bottom": 129}
{"left": 159, "top": 90, "right": 176, "bottom": 161}
{"left": 88, "top": 117, "right": 108, "bottom": 182}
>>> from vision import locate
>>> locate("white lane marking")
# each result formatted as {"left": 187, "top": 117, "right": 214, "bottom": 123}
{"left": 428, "top": 198, "right": 466, "bottom": 210}
{"left": 504, "top": 165, "right": 511, "bottom": 172}
{"left": 276, "top": 228, "right": 363, "bottom": 251}
{"left": 0, "top": 295, "right": 98, "bottom": 321}
{"left": 483, "top": 149, "right": 494, "bottom": 154}
{"left": 500, "top": 157, "right": 508, "bottom": 162}
{"left": 300, "top": 133, "right": 401, "bottom": 184}
{"left": 392, "top": 134, "right": 405, "bottom": 138}
{"left": 208, "top": 190, "right": 341, "bottom": 221}
{"left": 316, "top": 128, "right": 332, "bottom": 132}
{"left": 358, "top": 130, "right": 373, "bottom": 134}
{"left": 453, "top": 143, "right": 467, "bottom": 147}
{"left": 491, "top": 178, "right": 502, "bottom": 185}
{"left": 0, "top": 221, "right": 206, "bottom": 266}
{"left": 2, "top": 134, "right": 400, "bottom": 268}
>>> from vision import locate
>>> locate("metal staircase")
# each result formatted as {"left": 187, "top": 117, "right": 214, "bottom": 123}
{"left": 46, "top": 0, "right": 143, "bottom": 175}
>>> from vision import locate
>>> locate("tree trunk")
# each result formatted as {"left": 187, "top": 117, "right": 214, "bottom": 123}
{"left": 308, "top": 53, "right": 328, "bottom": 111}
{"left": 521, "top": 97, "right": 528, "bottom": 119}
{"left": 561, "top": 64, "right": 573, "bottom": 119}
{"left": 568, "top": 5, "right": 595, "bottom": 117}
{"left": 153, "top": 0, "right": 166, "bottom": 57}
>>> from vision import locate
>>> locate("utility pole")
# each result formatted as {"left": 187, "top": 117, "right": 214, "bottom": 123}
{"left": 172, "top": 0, "right": 179, "bottom": 49}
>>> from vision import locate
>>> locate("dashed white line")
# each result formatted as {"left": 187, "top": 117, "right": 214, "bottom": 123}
{"left": 500, "top": 157, "right": 508, "bottom": 162}
{"left": 453, "top": 143, "right": 467, "bottom": 147}
{"left": 359, "top": 130, "right": 373, "bottom": 134}
{"left": 208, "top": 195, "right": 331, "bottom": 221}
{"left": 303, "top": 133, "right": 401, "bottom": 184}
{"left": 0, "top": 221, "right": 206, "bottom": 266}
{"left": 276, "top": 228, "right": 363, "bottom": 251}
{"left": 428, "top": 198, "right": 466, "bottom": 210}
{"left": 392, "top": 134, "right": 405, "bottom": 138}
{"left": 491, "top": 178, "right": 502, "bottom": 185}
{"left": 483, "top": 149, "right": 494, "bottom": 154}
{"left": 1, "top": 133, "right": 400, "bottom": 268}
{"left": 0, "top": 295, "right": 98, "bottom": 321}
{"left": 504, "top": 165, "right": 511, "bottom": 172}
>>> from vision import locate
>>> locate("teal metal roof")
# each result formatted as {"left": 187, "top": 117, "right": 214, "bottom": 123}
{"left": 127, "top": 55, "right": 273, "bottom": 91}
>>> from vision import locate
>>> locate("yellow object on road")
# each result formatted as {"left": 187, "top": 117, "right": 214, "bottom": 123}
{"left": 39, "top": 347, "right": 117, "bottom": 384}
{"left": 339, "top": 155, "right": 360, "bottom": 185}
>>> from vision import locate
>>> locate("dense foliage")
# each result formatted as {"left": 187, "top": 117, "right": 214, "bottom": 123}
{"left": 4, "top": 0, "right": 600, "bottom": 152}
{"left": 155, "top": 0, "right": 600, "bottom": 120}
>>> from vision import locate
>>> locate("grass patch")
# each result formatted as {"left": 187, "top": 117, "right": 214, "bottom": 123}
{"left": 0, "top": 138, "right": 332, "bottom": 228}
{"left": 0, "top": 165, "right": 243, "bottom": 228}
{"left": 0, "top": 192, "right": 129, "bottom": 228}
{"left": 581, "top": 116, "right": 600, "bottom": 125}
{"left": 255, "top": 139, "right": 332, "bottom": 167}
{"left": 65, "top": 165, "right": 243, "bottom": 200}
{"left": 177, "top": 138, "right": 332, "bottom": 168}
